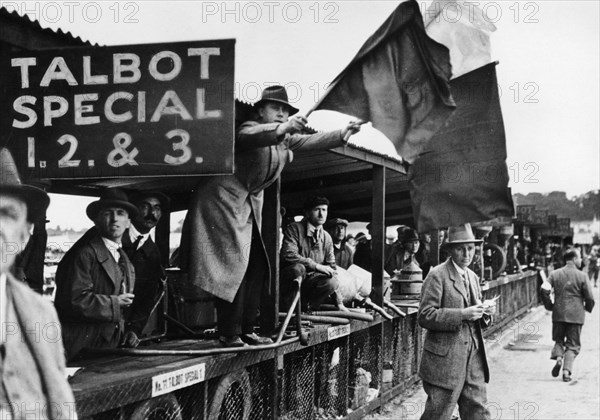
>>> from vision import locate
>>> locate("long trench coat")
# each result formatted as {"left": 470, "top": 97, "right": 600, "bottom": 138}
{"left": 181, "top": 121, "right": 344, "bottom": 302}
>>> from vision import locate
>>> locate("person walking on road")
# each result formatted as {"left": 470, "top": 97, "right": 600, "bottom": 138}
{"left": 542, "top": 248, "right": 595, "bottom": 382}
{"left": 418, "top": 223, "right": 495, "bottom": 420}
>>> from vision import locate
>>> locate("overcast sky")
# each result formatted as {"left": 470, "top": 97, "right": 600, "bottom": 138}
{"left": 8, "top": 0, "right": 599, "bottom": 229}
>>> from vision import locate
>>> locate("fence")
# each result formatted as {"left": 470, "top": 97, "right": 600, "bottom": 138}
{"left": 77, "top": 271, "right": 539, "bottom": 420}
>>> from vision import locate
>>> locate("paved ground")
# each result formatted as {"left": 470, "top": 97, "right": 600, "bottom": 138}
{"left": 367, "top": 287, "right": 600, "bottom": 420}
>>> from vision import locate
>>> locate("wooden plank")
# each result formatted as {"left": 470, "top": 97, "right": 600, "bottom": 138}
{"left": 371, "top": 166, "right": 386, "bottom": 307}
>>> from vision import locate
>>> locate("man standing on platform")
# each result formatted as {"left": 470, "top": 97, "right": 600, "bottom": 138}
{"left": 542, "top": 248, "right": 595, "bottom": 382}
{"left": 418, "top": 223, "right": 494, "bottom": 420}
{"left": 122, "top": 191, "right": 170, "bottom": 347}
{"left": 55, "top": 188, "right": 137, "bottom": 360}
{"left": 181, "top": 85, "right": 360, "bottom": 347}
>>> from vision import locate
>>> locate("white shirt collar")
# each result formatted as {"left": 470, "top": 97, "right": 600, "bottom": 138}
{"left": 128, "top": 224, "right": 151, "bottom": 249}
{"left": 101, "top": 237, "right": 122, "bottom": 262}
{"left": 306, "top": 221, "right": 322, "bottom": 238}
{"left": 451, "top": 260, "right": 466, "bottom": 276}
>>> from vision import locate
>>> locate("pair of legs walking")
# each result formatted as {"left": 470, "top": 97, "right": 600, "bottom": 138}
{"left": 551, "top": 322, "right": 582, "bottom": 382}
{"left": 421, "top": 341, "right": 491, "bottom": 420}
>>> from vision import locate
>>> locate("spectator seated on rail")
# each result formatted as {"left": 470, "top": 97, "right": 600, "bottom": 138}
{"left": 280, "top": 196, "right": 348, "bottom": 312}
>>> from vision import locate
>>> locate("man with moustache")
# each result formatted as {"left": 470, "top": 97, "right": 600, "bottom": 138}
{"left": 55, "top": 188, "right": 136, "bottom": 360}
{"left": 0, "top": 148, "right": 76, "bottom": 419}
{"left": 418, "top": 223, "right": 495, "bottom": 420}
{"left": 280, "top": 196, "right": 348, "bottom": 312}
{"left": 122, "top": 192, "right": 170, "bottom": 347}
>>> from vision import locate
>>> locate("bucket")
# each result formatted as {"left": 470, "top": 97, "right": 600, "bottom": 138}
{"left": 166, "top": 269, "right": 216, "bottom": 329}
{"left": 391, "top": 259, "right": 423, "bottom": 299}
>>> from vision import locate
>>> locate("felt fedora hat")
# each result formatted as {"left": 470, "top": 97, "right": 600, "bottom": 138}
{"left": 254, "top": 85, "right": 299, "bottom": 115}
{"left": 86, "top": 188, "right": 139, "bottom": 221}
{"left": 130, "top": 191, "right": 171, "bottom": 211}
{"left": 0, "top": 148, "right": 50, "bottom": 222}
{"left": 446, "top": 223, "right": 482, "bottom": 244}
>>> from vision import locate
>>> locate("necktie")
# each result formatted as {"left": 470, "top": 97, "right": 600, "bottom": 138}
{"left": 117, "top": 248, "right": 130, "bottom": 294}
{"left": 125, "top": 235, "right": 144, "bottom": 261}
{"left": 132, "top": 235, "right": 143, "bottom": 250}
{"left": 462, "top": 273, "right": 471, "bottom": 302}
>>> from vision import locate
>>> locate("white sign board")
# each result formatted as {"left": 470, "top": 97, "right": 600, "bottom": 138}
{"left": 152, "top": 363, "right": 206, "bottom": 397}
{"left": 327, "top": 324, "right": 351, "bottom": 341}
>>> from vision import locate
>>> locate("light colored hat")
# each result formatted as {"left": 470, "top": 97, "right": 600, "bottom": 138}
{"left": 446, "top": 223, "right": 483, "bottom": 244}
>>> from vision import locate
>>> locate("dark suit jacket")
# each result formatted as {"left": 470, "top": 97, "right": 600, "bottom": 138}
{"left": 418, "top": 259, "right": 490, "bottom": 390}
{"left": 55, "top": 234, "right": 135, "bottom": 360}
{"left": 542, "top": 262, "right": 595, "bottom": 324}
{"left": 122, "top": 231, "right": 164, "bottom": 334}
{"left": 4, "top": 274, "right": 76, "bottom": 419}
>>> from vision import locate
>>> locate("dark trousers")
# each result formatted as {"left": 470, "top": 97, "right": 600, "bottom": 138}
{"left": 215, "top": 229, "right": 266, "bottom": 337}
{"left": 421, "top": 340, "right": 490, "bottom": 420}
{"left": 280, "top": 263, "right": 338, "bottom": 310}
{"left": 127, "top": 277, "right": 162, "bottom": 335}
{"left": 551, "top": 322, "right": 582, "bottom": 373}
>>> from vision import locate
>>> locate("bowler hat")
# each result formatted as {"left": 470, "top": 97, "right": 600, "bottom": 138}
{"left": 130, "top": 191, "right": 171, "bottom": 211}
{"left": 399, "top": 228, "right": 419, "bottom": 244}
{"left": 325, "top": 218, "right": 349, "bottom": 230}
{"left": 86, "top": 188, "right": 139, "bottom": 221}
{"left": 254, "top": 85, "right": 299, "bottom": 116}
{"left": 0, "top": 148, "right": 50, "bottom": 222}
{"left": 446, "top": 223, "right": 482, "bottom": 244}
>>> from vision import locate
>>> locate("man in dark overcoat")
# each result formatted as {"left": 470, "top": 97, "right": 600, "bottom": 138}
{"left": 418, "top": 223, "right": 494, "bottom": 420}
{"left": 55, "top": 188, "right": 137, "bottom": 360}
{"left": 180, "top": 86, "right": 360, "bottom": 347}
{"left": 0, "top": 148, "right": 76, "bottom": 419}
{"left": 542, "top": 248, "right": 595, "bottom": 382}
{"left": 122, "top": 191, "right": 170, "bottom": 346}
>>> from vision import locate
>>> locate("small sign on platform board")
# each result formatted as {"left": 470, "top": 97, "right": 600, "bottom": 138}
{"left": 151, "top": 363, "right": 206, "bottom": 397}
{"left": 327, "top": 324, "right": 351, "bottom": 341}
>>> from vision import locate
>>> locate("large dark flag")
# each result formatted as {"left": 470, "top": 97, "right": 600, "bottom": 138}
{"left": 409, "top": 62, "right": 514, "bottom": 231}
{"left": 310, "top": 0, "right": 455, "bottom": 163}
